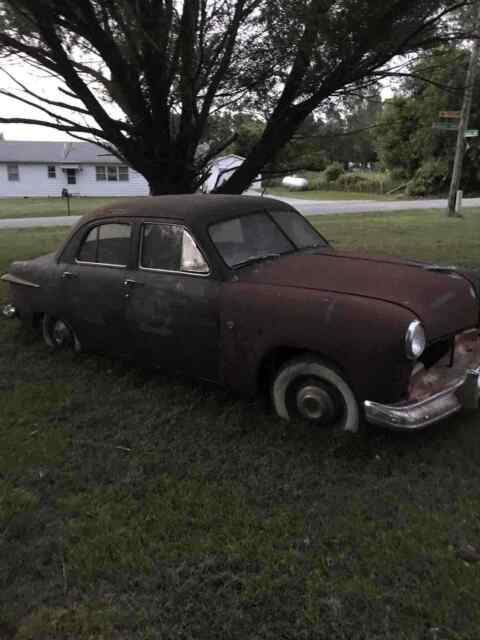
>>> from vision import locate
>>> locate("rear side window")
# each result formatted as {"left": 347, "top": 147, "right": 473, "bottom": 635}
{"left": 77, "top": 223, "right": 131, "bottom": 266}
{"left": 140, "top": 223, "right": 209, "bottom": 274}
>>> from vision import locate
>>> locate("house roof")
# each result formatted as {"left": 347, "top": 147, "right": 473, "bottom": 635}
{"left": 0, "top": 141, "right": 122, "bottom": 164}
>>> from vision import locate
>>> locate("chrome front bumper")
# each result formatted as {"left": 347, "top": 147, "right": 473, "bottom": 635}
{"left": 364, "top": 367, "right": 480, "bottom": 431}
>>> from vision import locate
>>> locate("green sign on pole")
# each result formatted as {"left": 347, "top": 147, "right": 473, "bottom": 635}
{"left": 465, "top": 129, "right": 479, "bottom": 138}
{"left": 432, "top": 122, "right": 458, "bottom": 131}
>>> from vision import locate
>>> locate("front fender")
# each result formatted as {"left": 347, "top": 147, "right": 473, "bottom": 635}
{"left": 220, "top": 283, "right": 415, "bottom": 403}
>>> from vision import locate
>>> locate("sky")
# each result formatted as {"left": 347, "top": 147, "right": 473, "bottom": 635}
{"left": 0, "top": 58, "right": 95, "bottom": 142}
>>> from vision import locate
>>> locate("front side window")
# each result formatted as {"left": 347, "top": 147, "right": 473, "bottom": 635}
{"left": 77, "top": 222, "right": 131, "bottom": 266}
{"left": 107, "top": 166, "right": 117, "bottom": 181}
{"left": 7, "top": 163, "right": 19, "bottom": 181}
{"left": 140, "top": 223, "right": 209, "bottom": 274}
{"left": 210, "top": 210, "right": 327, "bottom": 268}
{"left": 48, "top": 165, "right": 56, "bottom": 178}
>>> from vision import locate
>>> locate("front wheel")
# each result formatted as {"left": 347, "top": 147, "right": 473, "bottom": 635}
{"left": 271, "top": 355, "right": 360, "bottom": 432}
{"left": 42, "top": 314, "right": 81, "bottom": 353}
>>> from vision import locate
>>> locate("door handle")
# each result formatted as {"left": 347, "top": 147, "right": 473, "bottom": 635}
{"left": 123, "top": 278, "right": 144, "bottom": 287}
{"left": 62, "top": 271, "right": 78, "bottom": 279}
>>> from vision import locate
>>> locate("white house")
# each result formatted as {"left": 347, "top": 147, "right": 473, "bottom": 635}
{"left": 0, "top": 140, "right": 149, "bottom": 197}
{"left": 202, "top": 154, "right": 262, "bottom": 193}
{"left": 0, "top": 142, "right": 261, "bottom": 197}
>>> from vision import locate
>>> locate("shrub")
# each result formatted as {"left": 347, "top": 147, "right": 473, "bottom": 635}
{"left": 307, "top": 176, "right": 324, "bottom": 190}
{"left": 389, "top": 167, "right": 411, "bottom": 182}
{"left": 324, "top": 161, "right": 345, "bottom": 182}
{"left": 406, "top": 159, "right": 449, "bottom": 197}
{"left": 335, "top": 173, "right": 371, "bottom": 191}
{"left": 262, "top": 176, "right": 283, "bottom": 188}
{"left": 334, "top": 172, "right": 392, "bottom": 193}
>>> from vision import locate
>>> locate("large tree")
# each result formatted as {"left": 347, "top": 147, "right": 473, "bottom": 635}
{"left": 0, "top": 0, "right": 472, "bottom": 194}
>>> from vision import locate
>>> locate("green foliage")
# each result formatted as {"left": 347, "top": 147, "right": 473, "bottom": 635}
{"left": 406, "top": 159, "right": 449, "bottom": 197}
{"left": 374, "top": 47, "right": 480, "bottom": 194}
{"left": 335, "top": 172, "right": 381, "bottom": 192}
{"left": 373, "top": 96, "right": 421, "bottom": 177}
{"left": 324, "top": 161, "right": 345, "bottom": 182}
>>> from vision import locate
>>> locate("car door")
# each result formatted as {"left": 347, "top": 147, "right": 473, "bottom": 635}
{"left": 125, "top": 220, "right": 221, "bottom": 382}
{"left": 58, "top": 219, "right": 134, "bottom": 356}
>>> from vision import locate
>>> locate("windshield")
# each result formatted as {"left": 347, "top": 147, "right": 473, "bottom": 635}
{"left": 209, "top": 209, "right": 327, "bottom": 268}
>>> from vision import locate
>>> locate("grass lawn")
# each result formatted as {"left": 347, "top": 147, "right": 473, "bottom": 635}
{"left": 1, "top": 211, "right": 480, "bottom": 639}
{"left": 0, "top": 196, "right": 137, "bottom": 219}
{"left": 267, "top": 186, "right": 397, "bottom": 201}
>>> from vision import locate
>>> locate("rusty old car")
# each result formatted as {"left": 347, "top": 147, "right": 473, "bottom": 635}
{"left": 2, "top": 194, "right": 480, "bottom": 432}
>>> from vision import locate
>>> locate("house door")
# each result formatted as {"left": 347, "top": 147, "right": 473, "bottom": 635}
{"left": 66, "top": 168, "right": 77, "bottom": 185}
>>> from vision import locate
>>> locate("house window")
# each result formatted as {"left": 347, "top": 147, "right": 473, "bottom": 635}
{"left": 119, "top": 165, "right": 129, "bottom": 181}
{"left": 7, "top": 163, "right": 19, "bottom": 181}
{"left": 96, "top": 165, "right": 129, "bottom": 182}
{"left": 48, "top": 165, "right": 56, "bottom": 178}
{"left": 96, "top": 166, "right": 106, "bottom": 181}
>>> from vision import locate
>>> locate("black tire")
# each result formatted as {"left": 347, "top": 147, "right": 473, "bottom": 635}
{"left": 42, "top": 314, "right": 81, "bottom": 353}
{"left": 271, "top": 355, "right": 360, "bottom": 433}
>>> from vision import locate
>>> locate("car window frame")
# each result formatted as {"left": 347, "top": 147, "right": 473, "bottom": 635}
{"left": 207, "top": 207, "right": 330, "bottom": 270}
{"left": 138, "top": 221, "right": 211, "bottom": 278}
{"left": 75, "top": 220, "right": 133, "bottom": 269}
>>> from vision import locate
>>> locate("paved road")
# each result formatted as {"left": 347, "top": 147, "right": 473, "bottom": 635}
{"left": 268, "top": 194, "right": 480, "bottom": 216}
{"left": 1, "top": 195, "right": 479, "bottom": 229}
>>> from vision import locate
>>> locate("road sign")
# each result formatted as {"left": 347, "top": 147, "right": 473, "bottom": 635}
{"left": 465, "top": 129, "right": 479, "bottom": 138}
{"left": 432, "top": 122, "right": 458, "bottom": 131}
{"left": 439, "top": 111, "right": 462, "bottom": 119}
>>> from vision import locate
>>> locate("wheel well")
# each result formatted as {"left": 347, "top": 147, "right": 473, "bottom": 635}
{"left": 32, "top": 312, "right": 43, "bottom": 329}
{"left": 257, "top": 347, "right": 345, "bottom": 394}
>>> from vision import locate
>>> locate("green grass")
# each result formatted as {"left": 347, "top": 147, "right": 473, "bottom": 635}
{"left": 312, "top": 207, "right": 480, "bottom": 266}
{"left": 1, "top": 211, "right": 480, "bottom": 639}
{"left": 0, "top": 196, "right": 139, "bottom": 219}
{"left": 267, "top": 186, "right": 398, "bottom": 201}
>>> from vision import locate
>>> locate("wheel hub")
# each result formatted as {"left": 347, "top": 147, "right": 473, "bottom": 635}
{"left": 52, "top": 320, "right": 71, "bottom": 347}
{"left": 296, "top": 384, "right": 337, "bottom": 422}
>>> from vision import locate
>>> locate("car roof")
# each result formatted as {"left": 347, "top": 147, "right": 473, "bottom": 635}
{"left": 81, "top": 194, "right": 294, "bottom": 228}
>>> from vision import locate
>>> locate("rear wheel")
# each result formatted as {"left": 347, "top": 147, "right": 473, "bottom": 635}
{"left": 272, "top": 355, "right": 360, "bottom": 432}
{"left": 42, "top": 314, "right": 81, "bottom": 353}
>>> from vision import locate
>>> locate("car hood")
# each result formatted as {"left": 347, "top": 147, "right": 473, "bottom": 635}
{"left": 236, "top": 249, "right": 479, "bottom": 340}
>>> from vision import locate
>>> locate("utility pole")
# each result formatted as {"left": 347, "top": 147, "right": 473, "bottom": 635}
{"left": 447, "top": 0, "right": 480, "bottom": 217}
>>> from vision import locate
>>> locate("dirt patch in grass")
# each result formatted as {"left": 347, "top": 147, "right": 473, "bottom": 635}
{"left": 1, "top": 217, "right": 480, "bottom": 638}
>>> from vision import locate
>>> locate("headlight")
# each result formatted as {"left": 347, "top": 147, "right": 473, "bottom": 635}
{"left": 405, "top": 320, "right": 426, "bottom": 360}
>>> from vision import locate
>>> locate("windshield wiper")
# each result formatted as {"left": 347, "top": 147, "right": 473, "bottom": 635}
{"left": 234, "top": 252, "right": 281, "bottom": 268}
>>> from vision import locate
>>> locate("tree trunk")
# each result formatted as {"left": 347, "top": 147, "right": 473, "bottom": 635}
{"left": 133, "top": 141, "right": 199, "bottom": 195}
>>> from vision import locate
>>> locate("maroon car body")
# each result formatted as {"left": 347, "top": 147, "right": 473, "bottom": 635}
{"left": 2, "top": 194, "right": 480, "bottom": 431}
